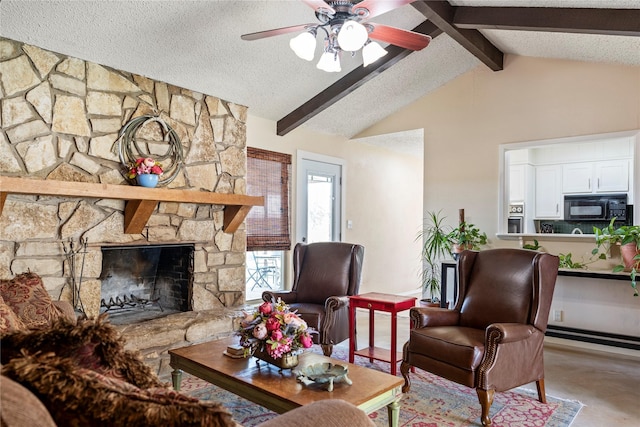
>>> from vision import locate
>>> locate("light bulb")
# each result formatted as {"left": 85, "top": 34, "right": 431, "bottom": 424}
{"left": 337, "top": 20, "right": 368, "bottom": 52}
{"left": 362, "top": 41, "right": 388, "bottom": 66}
{"left": 316, "top": 50, "right": 341, "bottom": 72}
{"left": 290, "top": 31, "right": 316, "bottom": 61}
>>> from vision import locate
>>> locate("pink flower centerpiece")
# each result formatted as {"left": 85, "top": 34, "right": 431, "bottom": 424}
{"left": 237, "top": 299, "right": 315, "bottom": 359}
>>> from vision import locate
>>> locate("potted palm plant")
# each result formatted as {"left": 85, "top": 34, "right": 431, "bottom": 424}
{"left": 417, "top": 211, "right": 454, "bottom": 305}
{"left": 592, "top": 218, "right": 640, "bottom": 297}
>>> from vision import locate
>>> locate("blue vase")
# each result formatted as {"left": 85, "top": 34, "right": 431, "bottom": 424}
{"left": 136, "top": 174, "right": 159, "bottom": 188}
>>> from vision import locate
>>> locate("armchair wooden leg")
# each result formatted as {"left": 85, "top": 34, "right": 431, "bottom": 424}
{"left": 321, "top": 344, "right": 333, "bottom": 357}
{"left": 476, "top": 388, "right": 495, "bottom": 426}
{"left": 536, "top": 379, "right": 547, "bottom": 403}
{"left": 400, "top": 361, "right": 411, "bottom": 393}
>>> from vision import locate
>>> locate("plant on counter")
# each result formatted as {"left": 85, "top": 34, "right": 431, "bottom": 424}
{"left": 592, "top": 218, "right": 640, "bottom": 297}
{"left": 523, "top": 239, "right": 541, "bottom": 251}
{"left": 558, "top": 252, "right": 600, "bottom": 270}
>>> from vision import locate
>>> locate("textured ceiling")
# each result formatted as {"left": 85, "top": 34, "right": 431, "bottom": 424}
{"left": 1, "top": 0, "right": 639, "bottom": 151}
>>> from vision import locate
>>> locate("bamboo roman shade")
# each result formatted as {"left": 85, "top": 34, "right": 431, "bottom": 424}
{"left": 246, "top": 147, "right": 291, "bottom": 251}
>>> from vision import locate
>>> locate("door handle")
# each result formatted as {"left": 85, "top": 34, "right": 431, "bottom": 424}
{"left": 302, "top": 237, "right": 306, "bottom": 242}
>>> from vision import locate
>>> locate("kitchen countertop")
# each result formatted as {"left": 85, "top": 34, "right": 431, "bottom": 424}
{"left": 496, "top": 233, "right": 597, "bottom": 242}
{"left": 442, "top": 259, "right": 631, "bottom": 281}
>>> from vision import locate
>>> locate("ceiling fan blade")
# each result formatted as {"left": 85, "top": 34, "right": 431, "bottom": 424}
{"left": 302, "top": 0, "right": 335, "bottom": 14}
{"left": 353, "top": 0, "right": 415, "bottom": 20}
{"left": 241, "top": 24, "right": 316, "bottom": 41}
{"left": 368, "top": 24, "right": 431, "bottom": 51}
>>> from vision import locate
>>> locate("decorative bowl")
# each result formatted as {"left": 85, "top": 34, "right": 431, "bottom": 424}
{"left": 295, "top": 362, "right": 352, "bottom": 392}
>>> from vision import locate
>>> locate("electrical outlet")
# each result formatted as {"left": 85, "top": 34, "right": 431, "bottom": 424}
{"left": 553, "top": 310, "right": 563, "bottom": 322}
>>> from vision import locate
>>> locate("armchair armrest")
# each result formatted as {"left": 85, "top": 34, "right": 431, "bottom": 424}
{"left": 409, "top": 307, "right": 460, "bottom": 329}
{"left": 325, "top": 296, "right": 349, "bottom": 312}
{"left": 262, "top": 291, "right": 298, "bottom": 304}
{"left": 320, "top": 296, "right": 350, "bottom": 343}
{"left": 485, "top": 323, "right": 537, "bottom": 344}
{"left": 478, "top": 323, "right": 545, "bottom": 391}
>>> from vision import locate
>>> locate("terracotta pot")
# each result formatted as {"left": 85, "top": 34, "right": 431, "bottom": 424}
{"left": 453, "top": 243, "right": 473, "bottom": 253}
{"left": 620, "top": 243, "right": 640, "bottom": 271}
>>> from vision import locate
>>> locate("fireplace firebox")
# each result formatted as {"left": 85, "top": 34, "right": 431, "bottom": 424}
{"left": 99, "top": 244, "right": 194, "bottom": 325}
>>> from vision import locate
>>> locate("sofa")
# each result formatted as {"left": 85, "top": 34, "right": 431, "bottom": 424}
{"left": 1, "top": 272, "right": 374, "bottom": 427}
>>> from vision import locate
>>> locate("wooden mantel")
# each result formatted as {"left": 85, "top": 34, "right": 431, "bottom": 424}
{"left": 0, "top": 176, "right": 263, "bottom": 234}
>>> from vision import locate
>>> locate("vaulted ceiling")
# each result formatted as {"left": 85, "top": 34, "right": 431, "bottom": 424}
{"left": 1, "top": 1, "right": 639, "bottom": 141}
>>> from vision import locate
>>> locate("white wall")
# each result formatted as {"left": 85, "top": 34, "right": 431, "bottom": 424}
{"left": 355, "top": 55, "right": 640, "bottom": 352}
{"left": 246, "top": 115, "right": 424, "bottom": 296}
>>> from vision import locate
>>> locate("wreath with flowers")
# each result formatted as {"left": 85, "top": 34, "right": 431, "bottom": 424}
{"left": 237, "top": 299, "right": 316, "bottom": 359}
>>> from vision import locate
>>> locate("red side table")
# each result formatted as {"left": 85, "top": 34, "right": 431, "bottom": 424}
{"left": 349, "top": 292, "right": 417, "bottom": 376}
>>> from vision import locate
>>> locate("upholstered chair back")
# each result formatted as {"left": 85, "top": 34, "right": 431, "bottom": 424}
{"left": 292, "top": 242, "right": 364, "bottom": 305}
{"left": 456, "top": 248, "right": 555, "bottom": 331}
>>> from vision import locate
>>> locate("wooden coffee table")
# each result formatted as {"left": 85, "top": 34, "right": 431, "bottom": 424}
{"left": 169, "top": 337, "right": 403, "bottom": 427}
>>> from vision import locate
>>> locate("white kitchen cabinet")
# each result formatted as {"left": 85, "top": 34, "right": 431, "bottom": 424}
{"left": 562, "top": 163, "right": 593, "bottom": 193}
{"left": 535, "top": 165, "right": 563, "bottom": 218}
{"left": 509, "top": 164, "right": 526, "bottom": 201}
{"left": 596, "top": 160, "right": 629, "bottom": 192}
{"left": 562, "top": 160, "right": 628, "bottom": 194}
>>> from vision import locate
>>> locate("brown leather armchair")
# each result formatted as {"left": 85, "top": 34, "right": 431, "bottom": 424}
{"left": 262, "top": 242, "right": 364, "bottom": 357}
{"left": 400, "top": 248, "right": 559, "bottom": 426}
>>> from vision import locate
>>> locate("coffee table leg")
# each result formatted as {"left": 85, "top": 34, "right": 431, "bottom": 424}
{"left": 387, "top": 399, "right": 400, "bottom": 427}
{"left": 172, "top": 368, "right": 183, "bottom": 391}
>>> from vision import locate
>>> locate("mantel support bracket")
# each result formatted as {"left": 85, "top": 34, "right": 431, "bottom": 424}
{"left": 124, "top": 199, "right": 160, "bottom": 234}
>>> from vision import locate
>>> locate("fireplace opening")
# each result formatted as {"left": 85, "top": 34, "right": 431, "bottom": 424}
{"left": 99, "top": 244, "right": 194, "bottom": 325}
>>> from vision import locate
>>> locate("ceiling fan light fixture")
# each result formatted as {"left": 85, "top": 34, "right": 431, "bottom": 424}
{"left": 316, "top": 50, "right": 341, "bottom": 73}
{"left": 336, "top": 20, "right": 368, "bottom": 52}
{"left": 290, "top": 30, "right": 317, "bottom": 61}
{"left": 362, "top": 40, "right": 388, "bottom": 67}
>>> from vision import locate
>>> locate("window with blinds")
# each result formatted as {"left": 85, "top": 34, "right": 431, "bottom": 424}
{"left": 246, "top": 147, "right": 291, "bottom": 251}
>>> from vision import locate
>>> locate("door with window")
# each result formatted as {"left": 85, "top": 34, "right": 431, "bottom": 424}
{"left": 297, "top": 153, "right": 343, "bottom": 244}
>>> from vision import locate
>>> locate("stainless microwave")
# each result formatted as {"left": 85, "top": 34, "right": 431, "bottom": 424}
{"left": 563, "top": 194, "right": 627, "bottom": 222}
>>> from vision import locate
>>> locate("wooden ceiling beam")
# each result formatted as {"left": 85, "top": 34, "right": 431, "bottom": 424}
{"left": 275, "top": 2, "right": 639, "bottom": 136}
{"left": 453, "top": 7, "right": 640, "bottom": 36}
{"left": 411, "top": 1, "right": 504, "bottom": 72}
{"left": 276, "top": 20, "right": 442, "bottom": 136}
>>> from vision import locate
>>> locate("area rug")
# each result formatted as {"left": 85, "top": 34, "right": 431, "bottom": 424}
{"left": 181, "top": 347, "right": 583, "bottom": 427}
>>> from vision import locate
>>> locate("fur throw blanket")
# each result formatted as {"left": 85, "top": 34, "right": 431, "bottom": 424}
{"left": 1, "top": 314, "right": 163, "bottom": 389}
{"left": 2, "top": 352, "right": 234, "bottom": 427}
{"left": 1, "top": 315, "right": 235, "bottom": 427}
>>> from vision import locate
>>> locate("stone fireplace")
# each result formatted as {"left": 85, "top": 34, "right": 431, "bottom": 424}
{"left": 0, "top": 37, "right": 251, "bottom": 377}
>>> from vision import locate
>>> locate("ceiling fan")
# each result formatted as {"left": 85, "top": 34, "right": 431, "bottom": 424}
{"left": 241, "top": 0, "right": 431, "bottom": 72}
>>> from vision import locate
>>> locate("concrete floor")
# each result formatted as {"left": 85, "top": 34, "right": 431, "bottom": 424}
{"left": 350, "top": 309, "right": 640, "bottom": 426}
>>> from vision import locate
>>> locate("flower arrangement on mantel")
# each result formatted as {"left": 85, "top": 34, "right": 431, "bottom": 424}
{"left": 237, "top": 299, "right": 315, "bottom": 359}
{"left": 126, "top": 157, "right": 163, "bottom": 179}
